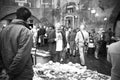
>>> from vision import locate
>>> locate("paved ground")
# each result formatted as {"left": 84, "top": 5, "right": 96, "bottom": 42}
{"left": 37, "top": 44, "right": 112, "bottom": 76}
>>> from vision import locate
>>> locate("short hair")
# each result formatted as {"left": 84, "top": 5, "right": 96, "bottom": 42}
{"left": 16, "top": 7, "right": 31, "bottom": 21}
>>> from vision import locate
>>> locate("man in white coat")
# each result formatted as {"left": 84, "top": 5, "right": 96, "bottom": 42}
{"left": 75, "top": 24, "right": 89, "bottom": 66}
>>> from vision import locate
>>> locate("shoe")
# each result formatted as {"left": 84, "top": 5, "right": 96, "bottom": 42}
{"left": 81, "top": 64, "right": 85, "bottom": 66}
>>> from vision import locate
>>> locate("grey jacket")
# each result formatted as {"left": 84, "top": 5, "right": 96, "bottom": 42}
{"left": 0, "top": 19, "right": 33, "bottom": 80}
{"left": 107, "top": 41, "right": 120, "bottom": 80}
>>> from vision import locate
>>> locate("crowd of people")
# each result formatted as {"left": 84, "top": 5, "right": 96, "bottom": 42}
{"left": 30, "top": 21, "right": 114, "bottom": 63}
{"left": 0, "top": 7, "right": 120, "bottom": 80}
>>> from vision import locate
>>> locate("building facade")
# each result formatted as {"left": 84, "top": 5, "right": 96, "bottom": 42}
{"left": 0, "top": 0, "right": 82, "bottom": 28}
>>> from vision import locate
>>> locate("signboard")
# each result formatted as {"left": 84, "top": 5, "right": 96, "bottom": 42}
{"left": 15, "top": 0, "right": 27, "bottom": 3}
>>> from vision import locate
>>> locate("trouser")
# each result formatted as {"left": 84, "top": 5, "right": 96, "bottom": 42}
{"left": 69, "top": 41, "right": 76, "bottom": 55}
{"left": 40, "top": 35, "right": 44, "bottom": 45}
{"left": 37, "top": 35, "right": 44, "bottom": 46}
{"left": 9, "top": 77, "right": 32, "bottom": 80}
{"left": 111, "top": 74, "right": 120, "bottom": 80}
{"left": 50, "top": 53, "right": 56, "bottom": 62}
{"left": 11, "top": 79, "right": 32, "bottom": 80}
{"left": 55, "top": 51, "right": 62, "bottom": 62}
{"left": 94, "top": 43, "right": 100, "bottom": 57}
{"left": 78, "top": 46, "right": 85, "bottom": 65}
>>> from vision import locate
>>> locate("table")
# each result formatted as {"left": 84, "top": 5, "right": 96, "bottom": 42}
{"left": 33, "top": 61, "right": 111, "bottom": 80}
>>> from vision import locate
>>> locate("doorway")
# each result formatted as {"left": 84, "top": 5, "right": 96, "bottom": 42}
{"left": 64, "top": 15, "right": 74, "bottom": 28}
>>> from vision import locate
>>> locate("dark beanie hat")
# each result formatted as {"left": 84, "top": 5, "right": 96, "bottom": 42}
{"left": 16, "top": 7, "right": 31, "bottom": 21}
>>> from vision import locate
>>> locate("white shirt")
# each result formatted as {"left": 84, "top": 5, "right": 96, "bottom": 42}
{"left": 82, "top": 30, "right": 89, "bottom": 43}
{"left": 75, "top": 30, "right": 89, "bottom": 45}
{"left": 56, "top": 32, "right": 63, "bottom": 51}
{"left": 31, "top": 27, "right": 37, "bottom": 43}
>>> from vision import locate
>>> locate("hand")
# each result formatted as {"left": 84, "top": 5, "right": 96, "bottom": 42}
{"left": 54, "top": 38, "right": 57, "bottom": 41}
{"left": 45, "top": 34, "right": 47, "bottom": 37}
{"left": 2, "top": 69, "right": 6, "bottom": 74}
{"left": 0, "top": 69, "right": 9, "bottom": 80}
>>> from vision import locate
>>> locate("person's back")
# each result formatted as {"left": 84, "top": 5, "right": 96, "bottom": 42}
{"left": 107, "top": 41, "right": 120, "bottom": 80}
{"left": 0, "top": 7, "right": 33, "bottom": 80}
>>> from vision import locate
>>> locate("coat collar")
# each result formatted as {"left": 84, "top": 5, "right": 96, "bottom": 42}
{"left": 11, "top": 19, "right": 24, "bottom": 23}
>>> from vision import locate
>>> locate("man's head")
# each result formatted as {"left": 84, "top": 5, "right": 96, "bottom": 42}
{"left": 16, "top": 7, "right": 31, "bottom": 21}
{"left": 55, "top": 23, "right": 61, "bottom": 32}
{"left": 80, "top": 23, "right": 86, "bottom": 30}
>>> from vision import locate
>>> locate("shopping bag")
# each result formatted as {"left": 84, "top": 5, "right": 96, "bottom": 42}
{"left": 62, "top": 48, "right": 67, "bottom": 59}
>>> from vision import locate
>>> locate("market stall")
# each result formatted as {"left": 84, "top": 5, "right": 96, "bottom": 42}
{"left": 33, "top": 61, "right": 111, "bottom": 80}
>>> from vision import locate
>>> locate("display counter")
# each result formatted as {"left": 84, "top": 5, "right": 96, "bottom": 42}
{"left": 33, "top": 61, "right": 111, "bottom": 80}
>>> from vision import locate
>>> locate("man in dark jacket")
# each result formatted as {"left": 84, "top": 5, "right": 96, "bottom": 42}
{"left": 48, "top": 23, "right": 67, "bottom": 62}
{"left": 47, "top": 26, "right": 56, "bottom": 62}
{"left": 0, "top": 7, "right": 33, "bottom": 80}
{"left": 37, "top": 25, "right": 46, "bottom": 46}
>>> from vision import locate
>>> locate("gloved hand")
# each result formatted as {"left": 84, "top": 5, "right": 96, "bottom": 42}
{"left": 0, "top": 69, "right": 9, "bottom": 80}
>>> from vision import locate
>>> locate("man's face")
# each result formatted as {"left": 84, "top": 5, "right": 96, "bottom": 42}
{"left": 80, "top": 24, "right": 85, "bottom": 30}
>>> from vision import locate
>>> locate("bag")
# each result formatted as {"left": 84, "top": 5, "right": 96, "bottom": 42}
{"left": 73, "top": 46, "right": 80, "bottom": 56}
{"left": 80, "top": 31, "right": 88, "bottom": 46}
